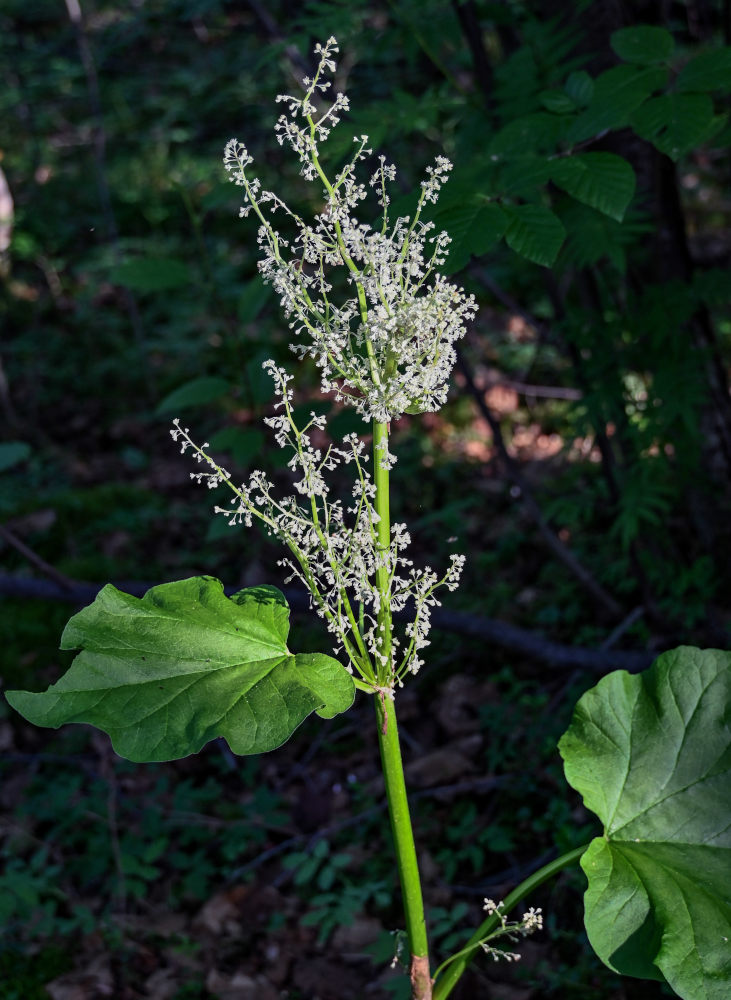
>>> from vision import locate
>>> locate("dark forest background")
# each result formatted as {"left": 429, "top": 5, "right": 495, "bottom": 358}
{"left": 1, "top": 1, "right": 729, "bottom": 998}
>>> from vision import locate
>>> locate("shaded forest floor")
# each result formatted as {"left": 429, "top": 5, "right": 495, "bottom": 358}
{"left": 1, "top": 395, "right": 684, "bottom": 1000}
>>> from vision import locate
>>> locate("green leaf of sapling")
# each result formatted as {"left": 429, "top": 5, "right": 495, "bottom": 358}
{"left": 502, "top": 204, "right": 566, "bottom": 267}
{"left": 610, "top": 26, "right": 674, "bottom": 65}
{"left": 207, "top": 426, "right": 265, "bottom": 466}
{"left": 539, "top": 89, "right": 577, "bottom": 114}
{"left": 559, "top": 647, "right": 731, "bottom": 1000}
{"left": 567, "top": 64, "right": 668, "bottom": 143}
{"left": 430, "top": 198, "right": 507, "bottom": 273}
{"left": 631, "top": 94, "right": 721, "bottom": 160}
{"left": 155, "top": 376, "right": 232, "bottom": 414}
{"left": 564, "top": 71, "right": 594, "bottom": 107}
{"left": 676, "top": 47, "right": 731, "bottom": 93}
{"left": 551, "top": 153, "right": 636, "bottom": 221}
{"left": 5, "top": 577, "right": 355, "bottom": 762}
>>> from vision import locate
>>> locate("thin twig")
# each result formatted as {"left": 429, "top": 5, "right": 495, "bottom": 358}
{"left": 0, "top": 524, "right": 76, "bottom": 591}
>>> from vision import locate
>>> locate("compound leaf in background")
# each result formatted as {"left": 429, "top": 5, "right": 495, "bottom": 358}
{"left": 155, "top": 376, "right": 231, "bottom": 414}
{"left": 559, "top": 647, "right": 731, "bottom": 1000}
{"left": 6, "top": 577, "right": 355, "bottom": 762}
{"left": 610, "top": 26, "right": 674, "bottom": 65}
{"left": 503, "top": 203, "right": 565, "bottom": 267}
{"left": 551, "top": 153, "right": 636, "bottom": 221}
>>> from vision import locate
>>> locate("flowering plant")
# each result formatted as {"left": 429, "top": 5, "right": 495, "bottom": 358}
{"left": 173, "top": 36, "right": 474, "bottom": 697}
{"left": 6, "top": 37, "right": 730, "bottom": 1000}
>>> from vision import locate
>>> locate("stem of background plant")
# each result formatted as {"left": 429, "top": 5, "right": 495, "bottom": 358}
{"left": 431, "top": 843, "right": 589, "bottom": 1000}
{"left": 373, "top": 418, "right": 432, "bottom": 999}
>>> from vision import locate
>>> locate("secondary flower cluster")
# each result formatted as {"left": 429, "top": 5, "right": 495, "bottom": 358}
{"left": 223, "top": 36, "right": 476, "bottom": 423}
{"left": 171, "top": 363, "right": 464, "bottom": 686}
{"left": 479, "top": 899, "right": 544, "bottom": 963}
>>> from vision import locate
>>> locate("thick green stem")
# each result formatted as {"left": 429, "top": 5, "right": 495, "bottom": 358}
{"left": 375, "top": 694, "right": 432, "bottom": 999}
{"left": 431, "top": 844, "right": 588, "bottom": 1000}
{"left": 373, "top": 418, "right": 431, "bottom": 998}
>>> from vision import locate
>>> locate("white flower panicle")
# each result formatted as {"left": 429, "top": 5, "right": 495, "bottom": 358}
{"left": 177, "top": 39, "right": 472, "bottom": 692}
{"left": 222, "top": 36, "right": 477, "bottom": 423}
{"left": 170, "top": 362, "right": 465, "bottom": 685}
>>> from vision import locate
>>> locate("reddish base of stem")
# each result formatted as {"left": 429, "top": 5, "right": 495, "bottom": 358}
{"left": 410, "top": 954, "right": 432, "bottom": 999}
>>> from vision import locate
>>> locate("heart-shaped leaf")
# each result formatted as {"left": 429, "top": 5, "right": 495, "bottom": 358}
{"left": 559, "top": 647, "right": 731, "bottom": 1000}
{"left": 6, "top": 577, "right": 355, "bottom": 762}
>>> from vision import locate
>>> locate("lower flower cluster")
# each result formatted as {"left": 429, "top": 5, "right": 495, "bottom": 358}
{"left": 170, "top": 362, "right": 464, "bottom": 688}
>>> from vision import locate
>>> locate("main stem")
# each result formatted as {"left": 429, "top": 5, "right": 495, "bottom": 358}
{"left": 373, "top": 419, "right": 432, "bottom": 1000}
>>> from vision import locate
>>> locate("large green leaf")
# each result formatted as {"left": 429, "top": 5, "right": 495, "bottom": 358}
{"left": 6, "top": 577, "right": 355, "bottom": 762}
{"left": 559, "top": 647, "right": 731, "bottom": 1000}
{"left": 502, "top": 204, "right": 565, "bottom": 267}
{"left": 551, "top": 153, "right": 636, "bottom": 221}
{"left": 610, "top": 26, "right": 674, "bottom": 65}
